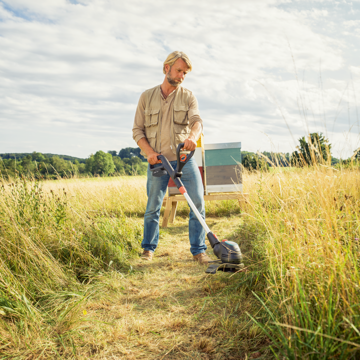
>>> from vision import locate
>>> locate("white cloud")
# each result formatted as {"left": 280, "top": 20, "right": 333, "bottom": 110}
{"left": 0, "top": 0, "right": 359, "bottom": 158}
{"left": 350, "top": 66, "right": 360, "bottom": 76}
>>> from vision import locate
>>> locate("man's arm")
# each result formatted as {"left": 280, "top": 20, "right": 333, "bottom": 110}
{"left": 183, "top": 122, "right": 202, "bottom": 151}
{"left": 137, "top": 137, "right": 161, "bottom": 165}
{"left": 132, "top": 93, "right": 161, "bottom": 165}
{"left": 183, "top": 94, "right": 203, "bottom": 151}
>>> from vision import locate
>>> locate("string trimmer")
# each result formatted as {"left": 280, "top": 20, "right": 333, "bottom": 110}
{"left": 150, "top": 143, "right": 244, "bottom": 274}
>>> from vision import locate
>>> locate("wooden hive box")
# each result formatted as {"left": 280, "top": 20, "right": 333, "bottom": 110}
{"left": 168, "top": 134, "right": 205, "bottom": 195}
{"left": 204, "top": 142, "right": 242, "bottom": 194}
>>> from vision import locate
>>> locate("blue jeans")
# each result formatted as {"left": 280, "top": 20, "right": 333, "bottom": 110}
{"left": 142, "top": 157, "right": 207, "bottom": 256}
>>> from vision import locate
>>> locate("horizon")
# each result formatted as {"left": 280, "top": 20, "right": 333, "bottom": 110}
{"left": 0, "top": 144, "right": 348, "bottom": 161}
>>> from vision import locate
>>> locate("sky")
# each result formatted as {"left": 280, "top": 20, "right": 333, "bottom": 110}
{"left": 0, "top": 0, "right": 359, "bottom": 159}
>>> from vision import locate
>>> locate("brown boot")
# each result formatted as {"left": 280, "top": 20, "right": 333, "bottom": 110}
{"left": 141, "top": 250, "right": 153, "bottom": 261}
{"left": 193, "top": 252, "right": 211, "bottom": 265}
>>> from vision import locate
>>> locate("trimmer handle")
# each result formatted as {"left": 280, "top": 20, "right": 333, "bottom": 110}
{"left": 149, "top": 143, "right": 195, "bottom": 179}
{"left": 149, "top": 156, "right": 167, "bottom": 177}
{"left": 176, "top": 143, "right": 195, "bottom": 175}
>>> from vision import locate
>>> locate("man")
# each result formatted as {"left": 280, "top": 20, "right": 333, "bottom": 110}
{"left": 132, "top": 51, "right": 211, "bottom": 264}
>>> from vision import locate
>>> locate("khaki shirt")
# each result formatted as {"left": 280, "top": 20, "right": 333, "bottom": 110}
{"left": 132, "top": 86, "right": 203, "bottom": 161}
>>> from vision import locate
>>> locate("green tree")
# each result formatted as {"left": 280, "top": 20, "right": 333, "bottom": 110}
{"left": 119, "top": 147, "right": 146, "bottom": 161}
{"left": 121, "top": 157, "right": 147, "bottom": 175}
{"left": 73, "top": 160, "right": 86, "bottom": 174}
{"left": 242, "top": 154, "right": 269, "bottom": 172}
{"left": 44, "top": 156, "right": 73, "bottom": 178}
{"left": 31, "top": 151, "right": 46, "bottom": 162}
{"left": 262, "top": 151, "right": 290, "bottom": 167}
{"left": 21, "top": 155, "right": 35, "bottom": 174}
{"left": 291, "top": 132, "right": 331, "bottom": 166}
{"left": 113, "top": 156, "right": 125, "bottom": 173}
{"left": 78, "top": 163, "right": 86, "bottom": 174}
{"left": 119, "top": 148, "right": 133, "bottom": 159}
{"left": 85, "top": 155, "right": 95, "bottom": 174}
{"left": 37, "top": 161, "right": 50, "bottom": 176}
{"left": 123, "top": 157, "right": 141, "bottom": 166}
{"left": 92, "top": 151, "right": 115, "bottom": 176}
{"left": 352, "top": 147, "right": 360, "bottom": 162}
{"left": 3, "top": 159, "right": 21, "bottom": 176}
{"left": 107, "top": 151, "right": 117, "bottom": 157}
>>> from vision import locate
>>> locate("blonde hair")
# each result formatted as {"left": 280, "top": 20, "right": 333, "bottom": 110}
{"left": 163, "top": 51, "right": 192, "bottom": 74}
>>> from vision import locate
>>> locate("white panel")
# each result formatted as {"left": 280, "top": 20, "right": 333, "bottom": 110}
{"left": 194, "top": 147, "right": 203, "bottom": 166}
{"left": 206, "top": 184, "right": 243, "bottom": 193}
{"left": 204, "top": 142, "right": 241, "bottom": 150}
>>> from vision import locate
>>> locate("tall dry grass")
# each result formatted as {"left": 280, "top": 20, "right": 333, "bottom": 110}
{"left": 240, "top": 164, "right": 360, "bottom": 358}
{"left": 1, "top": 165, "right": 360, "bottom": 358}
{"left": 0, "top": 176, "right": 145, "bottom": 357}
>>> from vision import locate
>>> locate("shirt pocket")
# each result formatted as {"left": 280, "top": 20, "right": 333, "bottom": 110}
{"left": 173, "top": 105, "right": 189, "bottom": 125}
{"left": 144, "top": 109, "right": 160, "bottom": 127}
{"left": 145, "top": 127, "right": 157, "bottom": 149}
{"left": 174, "top": 127, "right": 190, "bottom": 145}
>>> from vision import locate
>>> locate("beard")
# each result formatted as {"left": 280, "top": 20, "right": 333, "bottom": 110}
{"left": 167, "top": 70, "right": 182, "bottom": 87}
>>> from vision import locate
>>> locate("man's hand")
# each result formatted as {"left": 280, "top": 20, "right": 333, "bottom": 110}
{"left": 183, "top": 136, "right": 197, "bottom": 151}
{"left": 147, "top": 152, "right": 161, "bottom": 165}
{"left": 137, "top": 139, "right": 161, "bottom": 165}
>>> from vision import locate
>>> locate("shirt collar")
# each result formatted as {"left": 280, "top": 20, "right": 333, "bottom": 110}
{"left": 160, "top": 85, "right": 180, "bottom": 100}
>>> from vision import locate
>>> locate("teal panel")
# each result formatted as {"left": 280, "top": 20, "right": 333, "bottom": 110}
{"left": 205, "top": 148, "right": 241, "bottom": 166}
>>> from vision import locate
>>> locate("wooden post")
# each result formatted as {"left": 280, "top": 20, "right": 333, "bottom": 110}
{"left": 169, "top": 201, "right": 178, "bottom": 224}
{"left": 162, "top": 197, "right": 173, "bottom": 228}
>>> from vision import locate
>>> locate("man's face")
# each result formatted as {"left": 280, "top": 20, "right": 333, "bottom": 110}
{"left": 165, "top": 58, "right": 189, "bottom": 87}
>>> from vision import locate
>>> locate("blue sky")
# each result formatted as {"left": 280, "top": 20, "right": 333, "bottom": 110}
{"left": 0, "top": 0, "right": 359, "bottom": 158}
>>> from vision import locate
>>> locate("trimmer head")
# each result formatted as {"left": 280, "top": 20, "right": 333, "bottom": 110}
{"left": 206, "top": 235, "right": 244, "bottom": 274}
{"left": 214, "top": 239, "right": 243, "bottom": 264}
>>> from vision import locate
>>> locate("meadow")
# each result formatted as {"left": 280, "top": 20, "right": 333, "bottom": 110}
{"left": 0, "top": 163, "right": 359, "bottom": 359}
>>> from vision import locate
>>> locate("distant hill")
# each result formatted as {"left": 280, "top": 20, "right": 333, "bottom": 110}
{"left": 0, "top": 152, "right": 86, "bottom": 163}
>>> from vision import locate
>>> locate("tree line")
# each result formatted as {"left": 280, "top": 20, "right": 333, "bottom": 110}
{"left": 2, "top": 137, "right": 359, "bottom": 179}
{"left": 241, "top": 132, "right": 359, "bottom": 171}
{"left": 0, "top": 148, "right": 147, "bottom": 179}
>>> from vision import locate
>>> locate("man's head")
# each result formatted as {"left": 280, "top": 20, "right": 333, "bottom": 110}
{"left": 163, "top": 51, "right": 192, "bottom": 87}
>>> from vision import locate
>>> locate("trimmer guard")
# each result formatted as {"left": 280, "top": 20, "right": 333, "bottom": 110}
{"left": 205, "top": 260, "right": 244, "bottom": 274}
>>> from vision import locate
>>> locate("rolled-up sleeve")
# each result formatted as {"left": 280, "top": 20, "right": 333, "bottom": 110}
{"left": 132, "top": 92, "right": 146, "bottom": 144}
{"left": 188, "top": 94, "right": 203, "bottom": 131}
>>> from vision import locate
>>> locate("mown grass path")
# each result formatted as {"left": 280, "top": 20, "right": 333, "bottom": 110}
{"left": 85, "top": 216, "right": 265, "bottom": 360}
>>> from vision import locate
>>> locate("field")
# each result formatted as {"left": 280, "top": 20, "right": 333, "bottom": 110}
{"left": 0, "top": 164, "right": 359, "bottom": 359}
